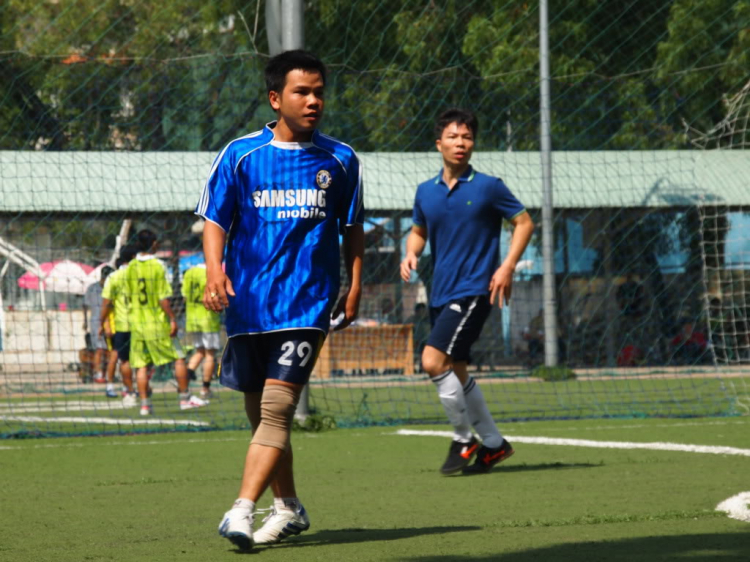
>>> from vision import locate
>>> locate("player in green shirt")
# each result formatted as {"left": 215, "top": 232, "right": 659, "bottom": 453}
{"left": 125, "top": 230, "right": 208, "bottom": 415}
{"left": 101, "top": 245, "right": 137, "bottom": 407}
{"left": 182, "top": 263, "right": 222, "bottom": 399}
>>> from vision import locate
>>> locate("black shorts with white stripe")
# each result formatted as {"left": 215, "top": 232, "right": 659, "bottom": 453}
{"left": 426, "top": 295, "right": 492, "bottom": 362}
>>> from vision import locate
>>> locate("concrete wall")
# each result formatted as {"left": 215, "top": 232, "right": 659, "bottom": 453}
{"left": 0, "top": 311, "right": 86, "bottom": 371}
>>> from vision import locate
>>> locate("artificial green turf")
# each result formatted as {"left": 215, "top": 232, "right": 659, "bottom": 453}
{"left": 0, "top": 418, "right": 748, "bottom": 561}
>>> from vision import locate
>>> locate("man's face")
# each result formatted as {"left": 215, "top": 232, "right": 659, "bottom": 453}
{"left": 436, "top": 122, "right": 474, "bottom": 167}
{"left": 269, "top": 69, "right": 325, "bottom": 133}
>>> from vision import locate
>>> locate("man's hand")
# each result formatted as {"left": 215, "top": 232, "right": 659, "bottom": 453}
{"left": 400, "top": 252, "right": 418, "bottom": 282}
{"left": 101, "top": 323, "right": 113, "bottom": 338}
{"left": 204, "top": 268, "right": 235, "bottom": 312}
{"left": 331, "top": 285, "right": 361, "bottom": 331}
{"left": 489, "top": 263, "right": 515, "bottom": 308}
{"left": 169, "top": 319, "right": 178, "bottom": 338}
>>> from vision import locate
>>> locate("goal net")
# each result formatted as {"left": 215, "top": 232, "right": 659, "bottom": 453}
{"left": 1, "top": 1, "right": 749, "bottom": 437}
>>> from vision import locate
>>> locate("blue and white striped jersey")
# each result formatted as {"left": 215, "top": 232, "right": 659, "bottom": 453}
{"left": 195, "top": 122, "right": 364, "bottom": 336}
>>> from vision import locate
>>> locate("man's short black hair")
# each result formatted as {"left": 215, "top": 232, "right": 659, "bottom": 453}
{"left": 101, "top": 265, "right": 115, "bottom": 281}
{"left": 136, "top": 230, "right": 157, "bottom": 253}
{"left": 265, "top": 49, "right": 326, "bottom": 94}
{"left": 119, "top": 245, "right": 137, "bottom": 263}
{"left": 434, "top": 108, "right": 479, "bottom": 140}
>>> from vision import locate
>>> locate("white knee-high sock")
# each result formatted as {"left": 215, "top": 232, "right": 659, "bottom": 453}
{"left": 463, "top": 376, "right": 503, "bottom": 449}
{"left": 432, "top": 370, "right": 473, "bottom": 442}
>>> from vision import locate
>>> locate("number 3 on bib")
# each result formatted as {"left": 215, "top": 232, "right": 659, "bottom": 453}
{"left": 278, "top": 341, "right": 314, "bottom": 367}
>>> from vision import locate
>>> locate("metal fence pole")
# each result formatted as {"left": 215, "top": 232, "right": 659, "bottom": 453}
{"left": 539, "top": 0, "right": 559, "bottom": 367}
{"left": 281, "top": 0, "right": 304, "bottom": 51}
{"left": 265, "top": 0, "right": 282, "bottom": 55}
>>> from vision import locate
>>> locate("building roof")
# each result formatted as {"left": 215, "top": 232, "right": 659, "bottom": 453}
{"left": 1, "top": 150, "right": 747, "bottom": 212}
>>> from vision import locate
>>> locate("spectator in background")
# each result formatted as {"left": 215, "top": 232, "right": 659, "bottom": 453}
{"left": 617, "top": 344, "right": 644, "bottom": 367}
{"left": 182, "top": 262, "right": 222, "bottom": 399}
{"left": 523, "top": 308, "right": 545, "bottom": 364}
{"left": 523, "top": 308, "right": 567, "bottom": 364}
{"left": 616, "top": 274, "right": 645, "bottom": 317}
{"left": 83, "top": 265, "right": 114, "bottom": 393}
{"left": 670, "top": 320, "right": 708, "bottom": 364}
{"left": 377, "top": 297, "right": 398, "bottom": 324}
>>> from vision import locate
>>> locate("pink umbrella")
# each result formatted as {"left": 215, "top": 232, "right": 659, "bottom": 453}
{"left": 18, "top": 260, "right": 95, "bottom": 295}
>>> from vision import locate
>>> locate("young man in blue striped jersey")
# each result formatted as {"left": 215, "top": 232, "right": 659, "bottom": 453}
{"left": 401, "top": 108, "right": 534, "bottom": 475}
{"left": 197, "top": 50, "right": 364, "bottom": 550}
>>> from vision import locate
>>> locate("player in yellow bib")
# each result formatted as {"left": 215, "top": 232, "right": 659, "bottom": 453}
{"left": 125, "top": 230, "right": 208, "bottom": 415}
{"left": 182, "top": 263, "right": 222, "bottom": 399}
{"left": 101, "top": 246, "right": 137, "bottom": 407}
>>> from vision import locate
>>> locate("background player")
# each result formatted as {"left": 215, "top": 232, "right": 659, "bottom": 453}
{"left": 196, "top": 50, "right": 364, "bottom": 550}
{"left": 182, "top": 261, "right": 221, "bottom": 399}
{"left": 83, "top": 265, "right": 114, "bottom": 393}
{"left": 101, "top": 246, "right": 137, "bottom": 406}
{"left": 126, "top": 229, "right": 208, "bottom": 416}
{"left": 400, "top": 108, "right": 534, "bottom": 475}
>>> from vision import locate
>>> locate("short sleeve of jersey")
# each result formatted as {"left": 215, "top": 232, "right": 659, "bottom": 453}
{"left": 412, "top": 186, "right": 426, "bottom": 227}
{"left": 101, "top": 276, "right": 114, "bottom": 300}
{"left": 339, "top": 154, "right": 364, "bottom": 233}
{"left": 156, "top": 262, "right": 172, "bottom": 302}
{"left": 493, "top": 179, "right": 526, "bottom": 220}
{"left": 195, "top": 145, "right": 237, "bottom": 232}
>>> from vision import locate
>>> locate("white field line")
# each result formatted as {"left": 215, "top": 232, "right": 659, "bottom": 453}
{"left": 0, "top": 415, "right": 209, "bottom": 427}
{"left": 395, "top": 429, "right": 750, "bottom": 457}
{"left": 0, "top": 401, "right": 127, "bottom": 414}
{"left": 0, "top": 437, "right": 244, "bottom": 451}
{"left": 530, "top": 419, "right": 750, "bottom": 433}
{"left": 716, "top": 492, "right": 750, "bottom": 523}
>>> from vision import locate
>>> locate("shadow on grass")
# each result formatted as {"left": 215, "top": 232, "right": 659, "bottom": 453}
{"left": 454, "top": 462, "right": 603, "bottom": 477}
{"left": 402, "top": 532, "right": 750, "bottom": 562}
{"left": 491, "top": 461, "right": 603, "bottom": 474}
{"left": 231, "top": 526, "right": 481, "bottom": 553}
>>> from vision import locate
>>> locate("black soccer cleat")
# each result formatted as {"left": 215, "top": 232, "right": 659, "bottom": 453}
{"left": 462, "top": 440, "right": 515, "bottom": 475}
{"left": 440, "top": 436, "right": 480, "bottom": 475}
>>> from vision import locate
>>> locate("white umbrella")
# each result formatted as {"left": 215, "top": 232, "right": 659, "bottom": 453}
{"left": 18, "top": 260, "right": 96, "bottom": 295}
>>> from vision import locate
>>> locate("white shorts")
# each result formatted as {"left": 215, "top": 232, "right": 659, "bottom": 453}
{"left": 190, "top": 332, "right": 221, "bottom": 350}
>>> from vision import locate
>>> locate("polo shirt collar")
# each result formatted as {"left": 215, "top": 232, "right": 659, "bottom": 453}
{"left": 434, "top": 165, "right": 475, "bottom": 185}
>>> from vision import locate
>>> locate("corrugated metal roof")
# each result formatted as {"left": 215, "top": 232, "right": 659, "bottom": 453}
{"left": 0, "top": 150, "right": 747, "bottom": 212}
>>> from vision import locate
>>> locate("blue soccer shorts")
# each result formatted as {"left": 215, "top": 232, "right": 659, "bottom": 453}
{"left": 219, "top": 329, "right": 326, "bottom": 393}
{"left": 427, "top": 295, "right": 492, "bottom": 362}
{"left": 112, "top": 331, "right": 131, "bottom": 362}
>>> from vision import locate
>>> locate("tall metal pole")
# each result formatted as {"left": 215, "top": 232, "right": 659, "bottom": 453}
{"left": 281, "top": 0, "right": 304, "bottom": 51}
{"left": 265, "top": 0, "right": 282, "bottom": 55}
{"left": 539, "top": 0, "right": 559, "bottom": 366}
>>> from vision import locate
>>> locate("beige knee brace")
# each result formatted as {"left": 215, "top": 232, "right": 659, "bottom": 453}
{"left": 250, "top": 384, "right": 301, "bottom": 451}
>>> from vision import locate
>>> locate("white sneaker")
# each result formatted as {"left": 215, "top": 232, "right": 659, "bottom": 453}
{"left": 253, "top": 502, "right": 310, "bottom": 545}
{"left": 218, "top": 508, "right": 254, "bottom": 551}
{"left": 139, "top": 404, "right": 153, "bottom": 416}
{"left": 180, "top": 395, "right": 209, "bottom": 410}
{"left": 122, "top": 394, "right": 138, "bottom": 408}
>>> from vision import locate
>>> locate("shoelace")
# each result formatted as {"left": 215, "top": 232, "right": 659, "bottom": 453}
{"left": 256, "top": 505, "right": 277, "bottom": 524}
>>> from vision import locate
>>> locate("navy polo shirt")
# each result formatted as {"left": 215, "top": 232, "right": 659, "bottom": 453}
{"left": 413, "top": 166, "right": 526, "bottom": 307}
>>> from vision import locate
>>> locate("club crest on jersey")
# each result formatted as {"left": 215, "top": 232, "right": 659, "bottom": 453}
{"left": 316, "top": 170, "right": 332, "bottom": 189}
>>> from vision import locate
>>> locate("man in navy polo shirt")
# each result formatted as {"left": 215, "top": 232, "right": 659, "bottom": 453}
{"left": 400, "top": 108, "right": 534, "bottom": 475}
